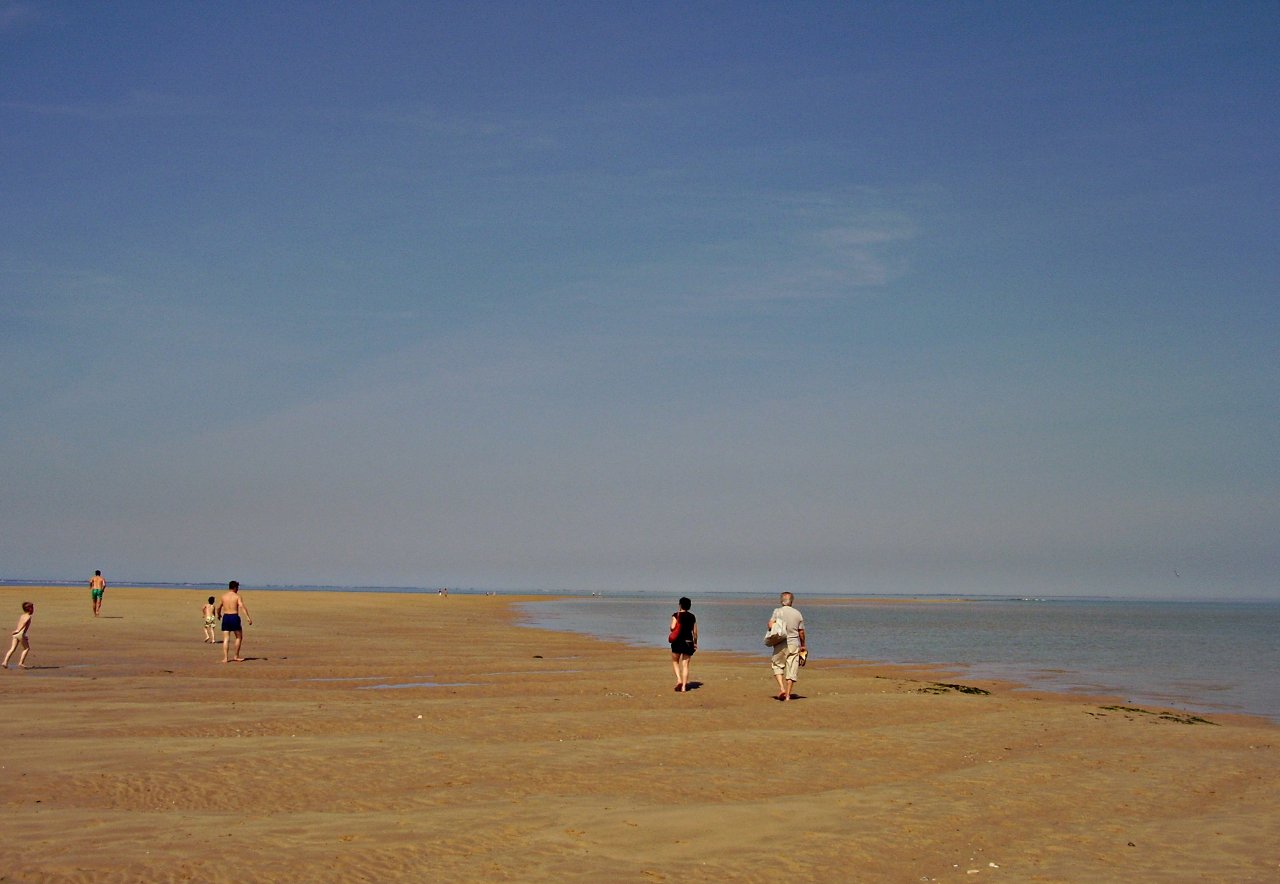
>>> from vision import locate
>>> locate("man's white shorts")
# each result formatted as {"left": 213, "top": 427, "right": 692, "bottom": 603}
{"left": 771, "top": 644, "right": 801, "bottom": 682}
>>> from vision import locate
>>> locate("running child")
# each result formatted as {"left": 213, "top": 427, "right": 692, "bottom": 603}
{"left": 2, "top": 601, "right": 34, "bottom": 669}
{"left": 202, "top": 596, "right": 218, "bottom": 643}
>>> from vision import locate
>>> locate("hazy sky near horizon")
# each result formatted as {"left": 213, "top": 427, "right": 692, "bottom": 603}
{"left": 3, "top": 2, "right": 1277, "bottom": 598}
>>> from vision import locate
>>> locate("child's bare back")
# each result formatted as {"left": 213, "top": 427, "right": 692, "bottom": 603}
{"left": 202, "top": 597, "right": 218, "bottom": 643}
{"left": 3, "top": 602, "right": 34, "bottom": 669}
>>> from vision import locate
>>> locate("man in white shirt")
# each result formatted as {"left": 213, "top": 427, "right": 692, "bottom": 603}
{"left": 768, "top": 592, "right": 806, "bottom": 701}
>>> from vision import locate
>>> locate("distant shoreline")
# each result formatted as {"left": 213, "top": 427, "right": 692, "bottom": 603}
{"left": 6, "top": 581, "right": 1273, "bottom": 604}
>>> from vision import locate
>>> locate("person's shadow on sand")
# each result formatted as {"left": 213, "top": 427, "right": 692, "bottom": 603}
{"left": 774, "top": 693, "right": 806, "bottom": 702}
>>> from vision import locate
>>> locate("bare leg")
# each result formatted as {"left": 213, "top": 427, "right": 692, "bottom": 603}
{"left": 16, "top": 641, "right": 30, "bottom": 668}
{"left": 671, "top": 652, "right": 681, "bottom": 689}
{"left": 783, "top": 678, "right": 795, "bottom": 701}
{"left": 2, "top": 636, "right": 17, "bottom": 667}
{"left": 678, "top": 655, "right": 690, "bottom": 690}
{"left": 222, "top": 631, "right": 231, "bottom": 662}
{"left": 232, "top": 631, "right": 244, "bottom": 661}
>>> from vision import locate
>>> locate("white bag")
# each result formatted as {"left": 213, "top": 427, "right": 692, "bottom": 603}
{"left": 764, "top": 609, "right": 788, "bottom": 647}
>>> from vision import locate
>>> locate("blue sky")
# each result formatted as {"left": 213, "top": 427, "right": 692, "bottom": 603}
{"left": 2, "top": 1, "right": 1276, "bottom": 598}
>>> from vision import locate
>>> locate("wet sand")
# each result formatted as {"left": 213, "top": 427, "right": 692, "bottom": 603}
{"left": 1, "top": 586, "right": 1276, "bottom": 881}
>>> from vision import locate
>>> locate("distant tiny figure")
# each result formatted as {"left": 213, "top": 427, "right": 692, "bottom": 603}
{"left": 669, "top": 596, "right": 698, "bottom": 692}
{"left": 216, "top": 581, "right": 253, "bottom": 663}
{"left": 768, "top": 592, "right": 806, "bottom": 701}
{"left": 3, "top": 601, "right": 34, "bottom": 669}
{"left": 202, "top": 596, "right": 218, "bottom": 643}
{"left": 90, "top": 570, "right": 106, "bottom": 616}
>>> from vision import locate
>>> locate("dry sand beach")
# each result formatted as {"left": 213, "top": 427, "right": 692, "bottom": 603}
{"left": 1, "top": 586, "right": 1277, "bottom": 882}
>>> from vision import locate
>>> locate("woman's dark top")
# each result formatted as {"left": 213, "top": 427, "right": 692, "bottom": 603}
{"left": 670, "top": 610, "right": 696, "bottom": 655}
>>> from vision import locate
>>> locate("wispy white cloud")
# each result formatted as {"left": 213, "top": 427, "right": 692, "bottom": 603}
{"left": 1, "top": 88, "right": 192, "bottom": 120}
{"left": 809, "top": 221, "right": 916, "bottom": 288}
{"left": 646, "top": 207, "right": 918, "bottom": 311}
{"left": 819, "top": 225, "right": 915, "bottom": 248}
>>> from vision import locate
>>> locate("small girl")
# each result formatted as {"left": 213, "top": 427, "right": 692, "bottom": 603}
{"left": 202, "top": 596, "right": 218, "bottom": 643}
{"left": 3, "top": 601, "right": 34, "bottom": 669}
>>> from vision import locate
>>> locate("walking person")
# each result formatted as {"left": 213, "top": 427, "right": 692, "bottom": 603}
{"left": 669, "top": 597, "right": 698, "bottom": 692}
{"left": 3, "top": 601, "right": 34, "bottom": 669}
{"left": 201, "top": 596, "right": 218, "bottom": 643}
{"left": 216, "top": 581, "right": 253, "bottom": 663}
{"left": 90, "top": 570, "right": 106, "bottom": 617}
{"left": 768, "top": 592, "right": 806, "bottom": 701}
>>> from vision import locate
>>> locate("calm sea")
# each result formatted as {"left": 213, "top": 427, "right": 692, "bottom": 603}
{"left": 516, "top": 595, "right": 1280, "bottom": 722}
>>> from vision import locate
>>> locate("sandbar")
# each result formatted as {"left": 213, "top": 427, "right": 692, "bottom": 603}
{"left": 1, "top": 586, "right": 1276, "bottom": 880}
